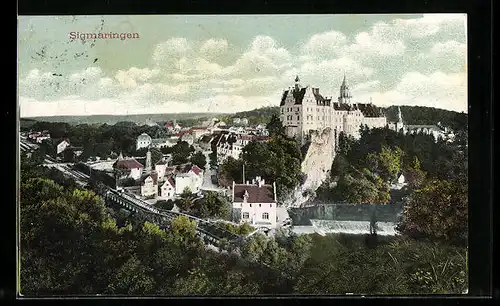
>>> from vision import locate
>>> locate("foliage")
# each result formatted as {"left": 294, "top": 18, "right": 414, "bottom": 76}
{"left": 215, "top": 222, "right": 256, "bottom": 236}
{"left": 366, "top": 145, "right": 404, "bottom": 183}
{"left": 172, "top": 141, "right": 195, "bottom": 165}
{"left": 208, "top": 148, "right": 218, "bottom": 169}
{"left": 397, "top": 179, "right": 468, "bottom": 244}
{"left": 154, "top": 199, "right": 175, "bottom": 211}
{"left": 191, "top": 191, "right": 230, "bottom": 219}
{"left": 266, "top": 114, "right": 286, "bottom": 138}
{"left": 190, "top": 151, "right": 207, "bottom": 170}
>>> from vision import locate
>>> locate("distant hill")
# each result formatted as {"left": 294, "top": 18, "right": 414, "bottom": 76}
{"left": 20, "top": 105, "right": 467, "bottom": 132}
{"left": 21, "top": 113, "right": 222, "bottom": 126}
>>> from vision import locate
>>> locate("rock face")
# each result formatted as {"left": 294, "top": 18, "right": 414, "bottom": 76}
{"left": 285, "top": 127, "right": 336, "bottom": 208}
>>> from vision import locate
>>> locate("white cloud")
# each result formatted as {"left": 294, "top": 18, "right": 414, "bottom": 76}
{"left": 19, "top": 15, "right": 468, "bottom": 117}
{"left": 301, "top": 31, "right": 347, "bottom": 59}
{"left": 356, "top": 71, "right": 467, "bottom": 112}
{"left": 152, "top": 37, "right": 191, "bottom": 66}
{"left": 199, "top": 38, "right": 228, "bottom": 59}
{"left": 430, "top": 40, "right": 467, "bottom": 58}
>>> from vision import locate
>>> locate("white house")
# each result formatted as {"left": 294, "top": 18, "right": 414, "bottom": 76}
{"left": 160, "top": 177, "right": 176, "bottom": 199}
{"left": 175, "top": 172, "right": 202, "bottom": 195}
{"left": 240, "top": 118, "right": 249, "bottom": 126}
{"left": 232, "top": 177, "right": 278, "bottom": 229}
{"left": 140, "top": 171, "right": 158, "bottom": 198}
{"left": 280, "top": 75, "right": 387, "bottom": 145}
{"left": 155, "top": 159, "right": 169, "bottom": 181}
{"left": 57, "top": 139, "right": 70, "bottom": 155}
{"left": 113, "top": 156, "right": 144, "bottom": 180}
{"left": 136, "top": 133, "right": 152, "bottom": 150}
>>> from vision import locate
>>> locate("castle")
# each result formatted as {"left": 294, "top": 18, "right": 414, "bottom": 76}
{"left": 279, "top": 75, "right": 387, "bottom": 145}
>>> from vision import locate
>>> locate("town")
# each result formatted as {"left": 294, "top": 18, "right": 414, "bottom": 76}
{"left": 20, "top": 76, "right": 460, "bottom": 237}
{"left": 18, "top": 14, "right": 470, "bottom": 296}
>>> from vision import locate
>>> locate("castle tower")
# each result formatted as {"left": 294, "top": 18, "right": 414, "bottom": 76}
{"left": 294, "top": 75, "right": 301, "bottom": 92}
{"left": 145, "top": 149, "right": 152, "bottom": 173}
{"left": 338, "top": 73, "right": 352, "bottom": 104}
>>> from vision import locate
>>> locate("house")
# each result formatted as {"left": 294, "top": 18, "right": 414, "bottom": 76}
{"left": 140, "top": 171, "right": 158, "bottom": 198}
{"left": 240, "top": 118, "right": 249, "bottom": 126}
{"left": 198, "top": 134, "right": 214, "bottom": 151}
{"left": 175, "top": 172, "right": 202, "bottom": 195}
{"left": 232, "top": 177, "right": 278, "bottom": 229}
{"left": 191, "top": 127, "right": 210, "bottom": 139}
{"left": 113, "top": 155, "right": 144, "bottom": 180}
{"left": 390, "top": 174, "right": 407, "bottom": 190}
{"left": 155, "top": 159, "right": 169, "bottom": 181}
{"left": 136, "top": 133, "right": 152, "bottom": 150}
{"left": 233, "top": 118, "right": 241, "bottom": 125}
{"left": 57, "top": 139, "right": 71, "bottom": 155}
{"left": 150, "top": 138, "right": 169, "bottom": 149}
{"left": 160, "top": 177, "right": 176, "bottom": 199}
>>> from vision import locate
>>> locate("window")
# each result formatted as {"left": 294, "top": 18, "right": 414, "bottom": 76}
{"left": 297, "top": 116, "right": 300, "bottom": 120}
{"left": 243, "top": 212, "right": 249, "bottom": 219}
{"left": 262, "top": 212, "right": 269, "bottom": 220}
{"left": 249, "top": 204, "right": 252, "bottom": 207}
{"left": 259, "top": 204, "right": 262, "bottom": 207}
{"left": 270, "top": 204, "right": 273, "bottom": 207}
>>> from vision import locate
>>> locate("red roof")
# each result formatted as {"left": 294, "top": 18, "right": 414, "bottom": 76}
{"left": 233, "top": 184, "right": 275, "bottom": 203}
{"left": 190, "top": 165, "right": 202, "bottom": 175}
{"left": 141, "top": 171, "right": 158, "bottom": 185}
{"left": 167, "top": 177, "right": 175, "bottom": 187}
{"left": 114, "top": 158, "right": 144, "bottom": 169}
{"left": 239, "top": 135, "right": 256, "bottom": 141}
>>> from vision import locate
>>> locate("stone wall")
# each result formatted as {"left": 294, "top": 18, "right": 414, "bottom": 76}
{"left": 289, "top": 203, "right": 403, "bottom": 225}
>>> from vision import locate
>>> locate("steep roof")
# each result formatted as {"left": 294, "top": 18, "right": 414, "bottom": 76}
{"left": 114, "top": 158, "right": 144, "bottom": 169}
{"left": 233, "top": 184, "right": 275, "bottom": 203}
{"left": 141, "top": 171, "right": 158, "bottom": 185}
{"left": 356, "top": 103, "right": 384, "bottom": 118}
{"left": 190, "top": 165, "right": 203, "bottom": 175}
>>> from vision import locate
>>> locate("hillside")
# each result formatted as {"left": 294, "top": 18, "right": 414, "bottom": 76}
{"left": 22, "top": 113, "right": 222, "bottom": 126}
{"left": 20, "top": 105, "right": 467, "bottom": 132}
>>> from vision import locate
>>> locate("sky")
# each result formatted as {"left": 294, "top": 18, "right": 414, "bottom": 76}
{"left": 18, "top": 14, "right": 467, "bottom": 117}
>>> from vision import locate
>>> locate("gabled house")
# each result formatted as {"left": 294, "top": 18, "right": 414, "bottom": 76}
{"left": 160, "top": 177, "right": 176, "bottom": 199}
{"left": 140, "top": 171, "right": 158, "bottom": 198}
{"left": 113, "top": 156, "right": 144, "bottom": 180}
{"left": 232, "top": 176, "right": 278, "bottom": 229}
{"left": 155, "top": 159, "right": 169, "bottom": 181}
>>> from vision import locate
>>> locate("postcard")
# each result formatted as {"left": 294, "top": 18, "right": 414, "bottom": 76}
{"left": 18, "top": 14, "right": 468, "bottom": 296}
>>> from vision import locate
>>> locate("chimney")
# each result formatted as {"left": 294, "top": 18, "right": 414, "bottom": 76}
{"left": 261, "top": 178, "right": 265, "bottom": 185}
{"left": 246, "top": 181, "right": 249, "bottom": 185}
{"left": 252, "top": 178, "right": 256, "bottom": 185}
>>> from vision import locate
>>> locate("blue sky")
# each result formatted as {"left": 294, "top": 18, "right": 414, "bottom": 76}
{"left": 18, "top": 14, "right": 467, "bottom": 117}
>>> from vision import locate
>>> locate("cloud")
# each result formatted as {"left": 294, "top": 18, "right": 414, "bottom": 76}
{"left": 356, "top": 71, "right": 467, "bottom": 112}
{"left": 19, "top": 14, "right": 467, "bottom": 116}
{"left": 199, "top": 38, "right": 228, "bottom": 60}
{"left": 152, "top": 37, "right": 191, "bottom": 67}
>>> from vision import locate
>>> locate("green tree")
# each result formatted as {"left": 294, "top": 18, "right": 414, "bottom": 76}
{"left": 397, "top": 179, "right": 468, "bottom": 244}
{"left": 154, "top": 199, "right": 175, "bottom": 210}
{"left": 190, "top": 151, "right": 207, "bottom": 170}
{"left": 266, "top": 114, "right": 285, "bottom": 137}
{"left": 193, "top": 191, "right": 230, "bottom": 219}
{"left": 403, "top": 156, "right": 426, "bottom": 189}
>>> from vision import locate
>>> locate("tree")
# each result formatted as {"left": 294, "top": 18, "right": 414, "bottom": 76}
{"left": 190, "top": 151, "right": 207, "bottom": 170}
{"left": 266, "top": 114, "right": 285, "bottom": 137}
{"left": 155, "top": 199, "right": 175, "bottom": 210}
{"left": 403, "top": 156, "right": 426, "bottom": 189}
{"left": 209, "top": 148, "right": 218, "bottom": 169}
{"left": 397, "top": 179, "right": 468, "bottom": 244}
{"left": 172, "top": 141, "right": 193, "bottom": 165}
{"left": 192, "top": 191, "right": 230, "bottom": 219}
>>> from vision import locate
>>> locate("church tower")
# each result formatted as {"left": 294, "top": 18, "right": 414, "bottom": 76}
{"left": 338, "top": 73, "right": 352, "bottom": 104}
{"left": 144, "top": 149, "right": 152, "bottom": 174}
{"left": 395, "top": 106, "right": 405, "bottom": 133}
